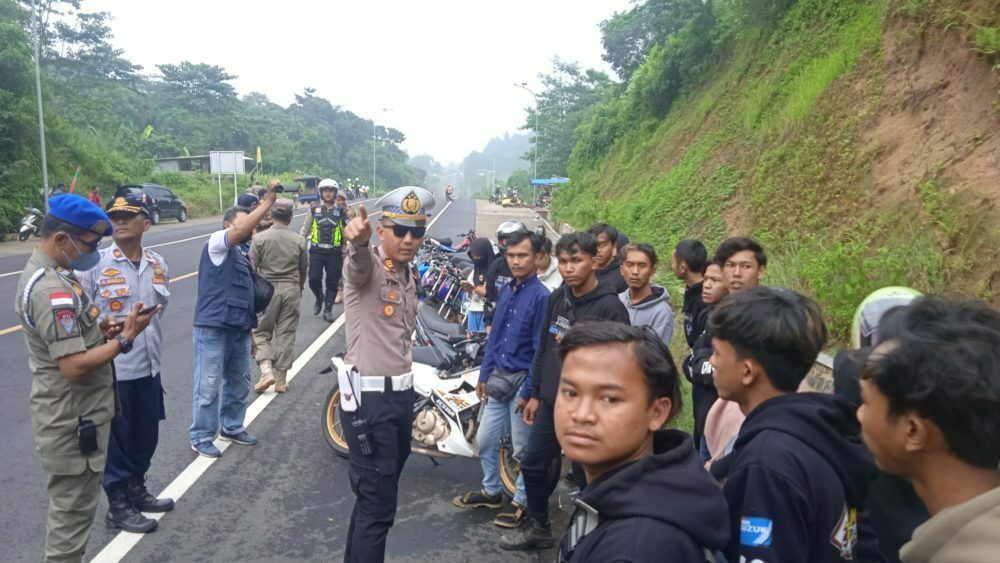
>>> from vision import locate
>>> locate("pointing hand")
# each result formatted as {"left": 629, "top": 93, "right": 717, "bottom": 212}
{"left": 345, "top": 204, "right": 372, "bottom": 245}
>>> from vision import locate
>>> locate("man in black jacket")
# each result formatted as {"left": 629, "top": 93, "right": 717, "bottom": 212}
{"left": 554, "top": 322, "right": 729, "bottom": 562}
{"left": 500, "top": 232, "right": 630, "bottom": 551}
{"left": 685, "top": 260, "right": 728, "bottom": 456}
{"left": 709, "top": 286, "right": 883, "bottom": 563}
{"left": 672, "top": 239, "right": 708, "bottom": 352}
{"left": 586, "top": 223, "right": 627, "bottom": 293}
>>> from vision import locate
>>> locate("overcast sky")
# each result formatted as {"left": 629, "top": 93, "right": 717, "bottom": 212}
{"left": 85, "top": 0, "right": 632, "bottom": 165}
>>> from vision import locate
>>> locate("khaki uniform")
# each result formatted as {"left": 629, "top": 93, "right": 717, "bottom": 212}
{"left": 249, "top": 223, "right": 308, "bottom": 379}
{"left": 15, "top": 250, "right": 116, "bottom": 562}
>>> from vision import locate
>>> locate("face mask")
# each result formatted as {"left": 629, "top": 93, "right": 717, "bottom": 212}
{"left": 64, "top": 236, "right": 101, "bottom": 271}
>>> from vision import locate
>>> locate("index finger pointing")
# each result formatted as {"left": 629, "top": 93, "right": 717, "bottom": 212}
{"left": 358, "top": 205, "right": 367, "bottom": 221}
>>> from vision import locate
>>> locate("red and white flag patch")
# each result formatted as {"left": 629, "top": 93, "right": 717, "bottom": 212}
{"left": 50, "top": 292, "right": 74, "bottom": 308}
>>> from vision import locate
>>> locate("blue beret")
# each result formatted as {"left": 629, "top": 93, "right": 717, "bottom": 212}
{"left": 237, "top": 194, "right": 260, "bottom": 208}
{"left": 48, "top": 194, "right": 113, "bottom": 237}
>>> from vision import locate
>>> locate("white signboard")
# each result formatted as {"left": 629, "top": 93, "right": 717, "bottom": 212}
{"left": 209, "top": 151, "right": 246, "bottom": 175}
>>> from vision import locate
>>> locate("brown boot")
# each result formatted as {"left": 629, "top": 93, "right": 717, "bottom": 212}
{"left": 254, "top": 360, "right": 275, "bottom": 393}
{"left": 274, "top": 369, "right": 288, "bottom": 393}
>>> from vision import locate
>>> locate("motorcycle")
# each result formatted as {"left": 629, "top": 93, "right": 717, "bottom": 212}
{"left": 322, "top": 354, "right": 523, "bottom": 499}
{"left": 19, "top": 207, "right": 44, "bottom": 241}
{"left": 500, "top": 188, "right": 524, "bottom": 208}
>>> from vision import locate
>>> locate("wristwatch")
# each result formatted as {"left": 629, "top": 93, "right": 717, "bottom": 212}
{"left": 114, "top": 335, "right": 133, "bottom": 354}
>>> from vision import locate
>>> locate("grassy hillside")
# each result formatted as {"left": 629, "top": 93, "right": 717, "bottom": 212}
{"left": 557, "top": 0, "right": 1000, "bottom": 341}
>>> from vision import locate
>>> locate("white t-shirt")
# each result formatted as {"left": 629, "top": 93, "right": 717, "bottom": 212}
{"left": 467, "top": 271, "right": 486, "bottom": 312}
{"left": 538, "top": 258, "right": 562, "bottom": 292}
{"left": 207, "top": 229, "right": 235, "bottom": 267}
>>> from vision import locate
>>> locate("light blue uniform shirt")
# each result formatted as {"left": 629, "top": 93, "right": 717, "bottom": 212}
{"left": 77, "top": 243, "right": 170, "bottom": 381}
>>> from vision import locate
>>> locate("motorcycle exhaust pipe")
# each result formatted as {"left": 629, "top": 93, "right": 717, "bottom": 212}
{"left": 412, "top": 446, "right": 456, "bottom": 459}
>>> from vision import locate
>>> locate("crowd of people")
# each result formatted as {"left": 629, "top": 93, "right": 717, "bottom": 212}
{"left": 13, "top": 184, "right": 1000, "bottom": 563}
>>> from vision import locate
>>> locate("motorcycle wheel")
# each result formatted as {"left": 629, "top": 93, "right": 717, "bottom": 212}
{"left": 499, "top": 438, "right": 520, "bottom": 500}
{"left": 322, "top": 385, "right": 350, "bottom": 458}
{"left": 18, "top": 231, "right": 30, "bottom": 242}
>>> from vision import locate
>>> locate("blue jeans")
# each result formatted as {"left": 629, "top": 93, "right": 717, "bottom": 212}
{"left": 189, "top": 326, "right": 251, "bottom": 446}
{"left": 477, "top": 394, "right": 529, "bottom": 506}
{"left": 467, "top": 311, "right": 486, "bottom": 334}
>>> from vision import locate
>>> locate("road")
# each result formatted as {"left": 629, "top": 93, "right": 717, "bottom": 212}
{"left": 0, "top": 198, "right": 566, "bottom": 562}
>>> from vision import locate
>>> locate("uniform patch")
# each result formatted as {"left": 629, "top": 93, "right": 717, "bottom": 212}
{"left": 113, "top": 249, "right": 123, "bottom": 258}
{"left": 387, "top": 289, "right": 399, "bottom": 301}
{"left": 384, "top": 259, "right": 394, "bottom": 271}
{"left": 830, "top": 505, "right": 858, "bottom": 559}
{"left": 102, "top": 268, "right": 122, "bottom": 277}
{"left": 88, "top": 306, "right": 100, "bottom": 320}
{"left": 100, "top": 289, "right": 112, "bottom": 298}
{"left": 55, "top": 309, "right": 78, "bottom": 338}
{"left": 109, "top": 300, "right": 124, "bottom": 312}
{"left": 71, "top": 284, "right": 84, "bottom": 297}
{"left": 383, "top": 304, "right": 395, "bottom": 318}
{"left": 114, "top": 287, "right": 132, "bottom": 297}
{"left": 99, "top": 277, "right": 126, "bottom": 286}
{"left": 740, "top": 516, "right": 773, "bottom": 547}
{"left": 50, "top": 291, "right": 74, "bottom": 308}
{"left": 152, "top": 276, "right": 166, "bottom": 285}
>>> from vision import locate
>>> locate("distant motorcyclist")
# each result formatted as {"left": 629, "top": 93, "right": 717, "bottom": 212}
{"left": 445, "top": 185, "right": 455, "bottom": 201}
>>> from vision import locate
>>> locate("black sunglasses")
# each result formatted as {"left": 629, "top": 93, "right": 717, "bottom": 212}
{"left": 385, "top": 224, "right": 426, "bottom": 239}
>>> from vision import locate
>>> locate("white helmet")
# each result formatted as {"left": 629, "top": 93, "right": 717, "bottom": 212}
{"left": 318, "top": 178, "right": 339, "bottom": 191}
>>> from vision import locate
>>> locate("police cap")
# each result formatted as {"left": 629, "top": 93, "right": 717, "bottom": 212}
{"left": 237, "top": 193, "right": 260, "bottom": 208}
{"left": 377, "top": 186, "right": 435, "bottom": 228}
{"left": 48, "top": 194, "right": 113, "bottom": 237}
{"left": 106, "top": 193, "right": 149, "bottom": 217}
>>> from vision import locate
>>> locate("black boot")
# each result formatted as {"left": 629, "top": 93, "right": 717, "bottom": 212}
{"left": 313, "top": 296, "right": 323, "bottom": 316}
{"left": 106, "top": 487, "right": 157, "bottom": 533}
{"left": 127, "top": 476, "right": 175, "bottom": 513}
{"left": 499, "top": 515, "right": 553, "bottom": 551}
{"left": 322, "top": 304, "right": 336, "bottom": 323}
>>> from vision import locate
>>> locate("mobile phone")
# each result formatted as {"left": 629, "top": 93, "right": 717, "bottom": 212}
{"left": 138, "top": 304, "right": 158, "bottom": 315}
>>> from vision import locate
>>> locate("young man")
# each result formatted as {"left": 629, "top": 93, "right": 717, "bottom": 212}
{"left": 454, "top": 230, "right": 549, "bottom": 529}
{"left": 485, "top": 221, "right": 529, "bottom": 332}
{"left": 299, "top": 178, "right": 346, "bottom": 321}
{"left": 586, "top": 223, "right": 627, "bottom": 293}
{"left": 250, "top": 199, "right": 308, "bottom": 394}
{"left": 684, "top": 260, "right": 728, "bottom": 456}
{"left": 709, "top": 286, "right": 882, "bottom": 562}
{"left": 189, "top": 186, "right": 276, "bottom": 458}
{"left": 618, "top": 243, "right": 674, "bottom": 346}
{"left": 534, "top": 233, "right": 562, "bottom": 292}
{"left": 500, "top": 231, "right": 630, "bottom": 551}
{"left": 858, "top": 298, "right": 1000, "bottom": 563}
{"left": 714, "top": 236, "right": 766, "bottom": 293}
{"left": 672, "top": 239, "right": 707, "bottom": 350}
{"left": 77, "top": 194, "right": 174, "bottom": 534}
{"left": 554, "top": 322, "right": 729, "bottom": 562}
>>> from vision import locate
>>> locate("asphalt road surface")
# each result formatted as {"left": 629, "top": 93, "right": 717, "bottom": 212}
{"left": 0, "top": 198, "right": 567, "bottom": 562}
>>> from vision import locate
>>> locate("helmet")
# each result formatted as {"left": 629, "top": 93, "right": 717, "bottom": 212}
{"left": 850, "top": 286, "right": 923, "bottom": 349}
{"left": 318, "top": 178, "right": 339, "bottom": 191}
{"left": 496, "top": 220, "right": 528, "bottom": 248}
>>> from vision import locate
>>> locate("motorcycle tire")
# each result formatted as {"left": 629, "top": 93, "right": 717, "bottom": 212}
{"left": 18, "top": 230, "right": 30, "bottom": 242}
{"left": 499, "top": 439, "right": 521, "bottom": 500}
{"left": 322, "top": 385, "right": 351, "bottom": 458}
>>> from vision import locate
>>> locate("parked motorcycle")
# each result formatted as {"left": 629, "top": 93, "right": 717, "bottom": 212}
{"left": 19, "top": 207, "right": 44, "bottom": 241}
{"left": 322, "top": 355, "right": 522, "bottom": 499}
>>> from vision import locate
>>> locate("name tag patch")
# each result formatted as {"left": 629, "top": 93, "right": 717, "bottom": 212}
{"left": 100, "top": 277, "right": 126, "bottom": 286}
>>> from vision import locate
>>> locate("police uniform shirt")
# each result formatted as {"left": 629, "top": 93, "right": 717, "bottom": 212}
{"left": 15, "top": 249, "right": 114, "bottom": 473}
{"left": 76, "top": 243, "right": 170, "bottom": 381}
{"left": 343, "top": 242, "right": 418, "bottom": 378}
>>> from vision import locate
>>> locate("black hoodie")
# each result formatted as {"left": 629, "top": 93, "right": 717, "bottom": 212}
{"left": 595, "top": 255, "right": 628, "bottom": 293}
{"left": 558, "top": 431, "right": 729, "bottom": 563}
{"left": 527, "top": 280, "right": 629, "bottom": 403}
{"left": 723, "top": 393, "right": 885, "bottom": 563}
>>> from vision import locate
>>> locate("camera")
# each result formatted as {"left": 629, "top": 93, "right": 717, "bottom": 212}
{"left": 273, "top": 184, "right": 284, "bottom": 193}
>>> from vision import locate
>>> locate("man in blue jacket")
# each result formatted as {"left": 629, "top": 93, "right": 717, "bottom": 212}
{"left": 453, "top": 230, "right": 550, "bottom": 529}
{"left": 709, "top": 286, "right": 883, "bottom": 562}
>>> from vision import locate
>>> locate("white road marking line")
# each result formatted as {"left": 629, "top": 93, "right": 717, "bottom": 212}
{"left": 91, "top": 198, "right": 452, "bottom": 562}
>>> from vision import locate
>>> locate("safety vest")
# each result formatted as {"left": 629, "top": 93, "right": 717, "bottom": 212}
{"left": 309, "top": 204, "right": 345, "bottom": 247}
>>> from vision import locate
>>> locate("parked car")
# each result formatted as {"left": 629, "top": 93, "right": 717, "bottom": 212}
{"left": 113, "top": 184, "right": 187, "bottom": 225}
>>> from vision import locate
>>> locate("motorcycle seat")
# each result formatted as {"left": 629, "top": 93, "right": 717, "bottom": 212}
{"left": 437, "top": 237, "right": 453, "bottom": 247}
{"left": 419, "top": 307, "right": 465, "bottom": 338}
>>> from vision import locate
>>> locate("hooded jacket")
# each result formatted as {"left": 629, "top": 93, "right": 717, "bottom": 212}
{"left": 525, "top": 280, "right": 629, "bottom": 403}
{"left": 723, "top": 393, "right": 884, "bottom": 563}
{"left": 596, "top": 255, "right": 628, "bottom": 293}
{"left": 619, "top": 285, "right": 674, "bottom": 346}
{"left": 900, "top": 485, "right": 1000, "bottom": 563}
{"left": 559, "top": 431, "right": 729, "bottom": 563}
{"left": 682, "top": 281, "right": 707, "bottom": 349}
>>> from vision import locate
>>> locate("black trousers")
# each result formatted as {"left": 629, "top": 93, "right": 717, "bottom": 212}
{"left": 103, "top": 374, "right": 165, "bottom": 492}
{"left": 341, "top": 387, "right": 414, "bottom": 563}
{"left": 308, "top": 248, "right": 342, "bottom": 305}
{"left": 691, "top": 381, "right": 719, "bottom": 450}
{"left": 520, "top": 400, "right": 564, "bottom": 524}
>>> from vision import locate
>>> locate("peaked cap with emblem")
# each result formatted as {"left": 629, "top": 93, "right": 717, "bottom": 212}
{"left": 107, "top": 192, "right": 149, "bottom": 216}
{"left": 377, "top": 186, "right": 435, "bottom": 228}
{"left": 48, "top": 194, "right": 113, "bottom": 236}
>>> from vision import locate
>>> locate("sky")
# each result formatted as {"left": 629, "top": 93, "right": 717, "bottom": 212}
{"left": 85, "top": 0, "right": 633, "bottom": 165}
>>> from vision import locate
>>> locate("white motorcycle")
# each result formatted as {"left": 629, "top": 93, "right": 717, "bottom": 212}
{"left": 322, "top": 357, "right": 522, "bottom": 498}
{"left": 18, "top": 207, "right": 44, "bottom": 241}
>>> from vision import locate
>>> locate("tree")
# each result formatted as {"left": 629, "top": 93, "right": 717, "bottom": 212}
{"left": 600, "top": 0, "right": 710, "bottom": 81}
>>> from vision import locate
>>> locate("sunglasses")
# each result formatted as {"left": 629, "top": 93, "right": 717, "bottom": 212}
{"left": 384, "top": 224, "right": 426, "bottom": 239}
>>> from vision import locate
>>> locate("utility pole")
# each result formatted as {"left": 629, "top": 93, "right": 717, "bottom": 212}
{"left": 31, "top": 0, "right": 50, "bottom": 211}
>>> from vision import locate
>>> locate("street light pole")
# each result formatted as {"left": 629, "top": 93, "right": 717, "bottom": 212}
{"left": 515, "top": 82, "right": 539, "bottom": 206}
{"left": 31, "top": 0, "right": 50, "bottom": 211}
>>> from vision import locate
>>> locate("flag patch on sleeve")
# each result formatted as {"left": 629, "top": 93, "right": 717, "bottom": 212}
{"left": 50, "top": 292, "right": 74, "bottom": 308}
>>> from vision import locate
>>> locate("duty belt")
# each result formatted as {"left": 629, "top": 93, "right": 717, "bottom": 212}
{"left": 313, "top": 243, "right": 339, "bottom": 249}
{"left": 360, "top": 372, "right": 413, "bottom": 393}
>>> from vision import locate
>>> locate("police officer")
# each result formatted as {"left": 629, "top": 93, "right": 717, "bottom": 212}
{"left": 15, "top": 195, "right": 158, "bottom": 562}
{"left": 250, "top": 198, "right": 308, "bottom": 394}
{"left": 76, "top": 194, "right": 174, "bottom": 534}
{"left": 300, "top": 178, "right": 347, "bottom": 321}
{"left": 340, "top": 186, "right": 435, "bottom": 563}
